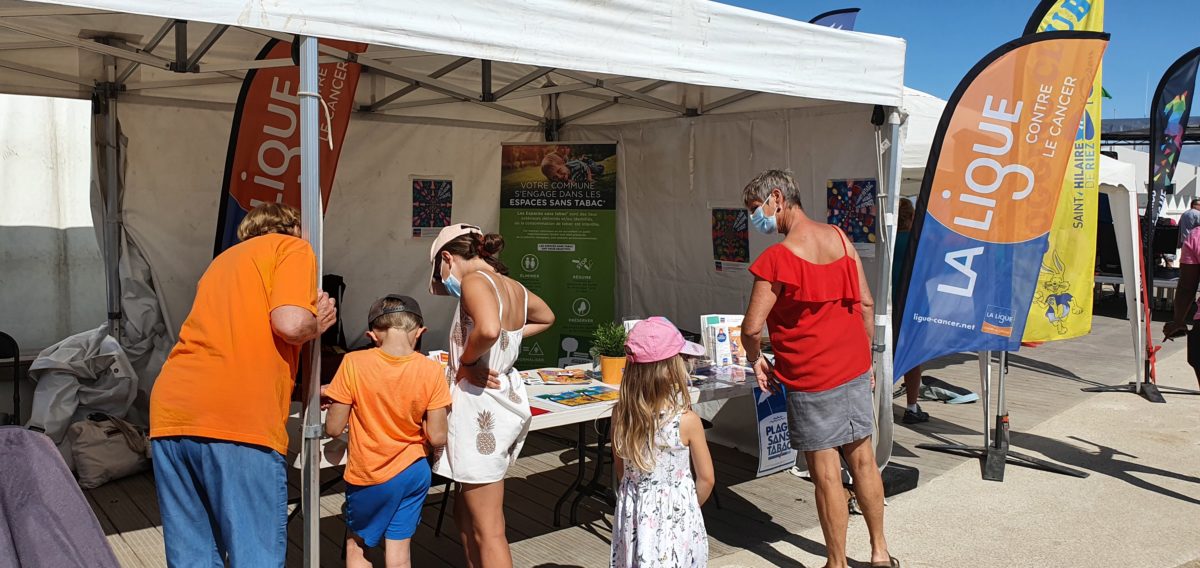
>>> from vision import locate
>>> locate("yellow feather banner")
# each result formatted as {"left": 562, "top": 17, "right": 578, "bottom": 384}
{"left": 1022, "top": 0, "right": 1104, "bottom": 341}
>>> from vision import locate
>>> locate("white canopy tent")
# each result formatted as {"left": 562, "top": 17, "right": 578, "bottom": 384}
{"left": 0, "top": 1, "right": 908, "bottom": 561}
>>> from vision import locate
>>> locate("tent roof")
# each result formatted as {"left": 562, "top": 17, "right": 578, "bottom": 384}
{"left": 1099, "top": 153, "right": 1135, "bottom": 193}
{"left": 0, "top": 0, "right": 905, "bottom": 127}
{"left": 900, "top": 87, "right": 944, "bottom": 175}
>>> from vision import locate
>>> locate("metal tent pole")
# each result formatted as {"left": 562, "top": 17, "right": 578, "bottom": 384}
{"left": 101, "top": 54, "right": 122, "bottom": 340}
{"left": 297, "top": 35, "right": 323, "bottom": 568}
{"left": 870, "top": 106, "right": 902, "bottom": 470}
{"left": 980, "top": 350, "right": 991, "bottom": 448}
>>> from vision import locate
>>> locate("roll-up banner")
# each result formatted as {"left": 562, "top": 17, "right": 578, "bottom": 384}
{"left": 214, "top": 39, "right": 367, "bottom": 255}
{"left": 809, "top": 8, "right": 859, "bottom": 30}
{"left": 1021, "top": 0, "right": 1104, "bottom": 341}
{"left": 499, "top": 143, "right": 619, "bottom": 369}
{"left": 894, "top": 32, "right": 1109, "bottom": 378}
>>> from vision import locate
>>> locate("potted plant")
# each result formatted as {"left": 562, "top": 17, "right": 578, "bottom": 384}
{"left": 589, "top": 322, "right": 628, "bottom": 385}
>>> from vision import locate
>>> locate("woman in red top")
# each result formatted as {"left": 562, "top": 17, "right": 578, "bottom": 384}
{"left": 740, "top": 170, "right": 897, "bottom": 568}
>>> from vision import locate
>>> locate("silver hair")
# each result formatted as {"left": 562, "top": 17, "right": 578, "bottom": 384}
{"left": 743, "top": 169, "right": 803, "bottom": 208}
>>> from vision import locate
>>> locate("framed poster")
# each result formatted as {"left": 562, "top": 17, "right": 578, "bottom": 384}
{"left": 826, "top": 178, "right": 878, "bottom": 258}
{"left": 412, "top": 177, "right": 453, "bottom": 238}
{"left": 712, "top": 208, "right": 749, "bottom": 272}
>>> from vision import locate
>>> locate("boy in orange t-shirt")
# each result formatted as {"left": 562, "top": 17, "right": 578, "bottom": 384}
{"left": 323, "top": 295, "right": 450, "bottom": 567}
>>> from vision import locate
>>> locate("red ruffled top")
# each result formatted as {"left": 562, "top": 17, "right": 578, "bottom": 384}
{"left": 749, "top": 241, "right": 871, "bottom": 392}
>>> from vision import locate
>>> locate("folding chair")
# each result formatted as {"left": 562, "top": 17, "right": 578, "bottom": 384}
{"left": 0, "top": 331, "right": 20, "bottom": 426}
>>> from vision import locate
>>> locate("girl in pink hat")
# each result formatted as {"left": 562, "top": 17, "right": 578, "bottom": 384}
{"left": 610, "top": 317, "right": 714, "bottom": 568}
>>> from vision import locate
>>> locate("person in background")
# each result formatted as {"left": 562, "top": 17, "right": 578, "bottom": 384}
{"left": 739, "top": 169, "right": 897, "bottom": 568}
{"left": 428, "top": 224, "right": 555, "bottom": 568}
{"left": 892, "top": 198, "right": 929, "bottom": 425}
{"left": 323, "top": 295, "right": 451, "bottom": 568}
{"left": 150, "top": 203, "right": 336, "bottom": 567}
{"left": 611, "top": 317, "right": 713, "bottom": 568}
{"left": 1164, "top": 222, "right": 1200, "bottom": 388}
{"left": 1178, "top": 199, "right": 1200, "bottom": 247}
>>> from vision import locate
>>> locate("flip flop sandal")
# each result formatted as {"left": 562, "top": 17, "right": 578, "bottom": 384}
{"left": 870, "top": 557, "right": 900, "bottom": 568}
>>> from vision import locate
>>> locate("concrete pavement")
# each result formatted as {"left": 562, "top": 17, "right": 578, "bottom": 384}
{"left": 713, "top": 348, "right": 1200, "bottom": 568}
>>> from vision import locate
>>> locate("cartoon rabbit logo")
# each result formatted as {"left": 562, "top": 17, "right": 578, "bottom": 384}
{"left": 1036, "top": 250, "right": 1083, "bottom": 334}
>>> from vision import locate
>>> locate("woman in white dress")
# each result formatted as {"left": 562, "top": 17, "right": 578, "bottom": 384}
{"left": 428, "top": 224, "right": 555, "bottom": 568}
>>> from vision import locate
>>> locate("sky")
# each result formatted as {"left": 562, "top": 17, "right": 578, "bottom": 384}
{"left": 721, "top": 0, "right": 1196, "bottom": 121}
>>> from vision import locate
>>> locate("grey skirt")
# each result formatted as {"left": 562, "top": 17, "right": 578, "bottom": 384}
{"left": 786, "top": 372, "right": 874, "bottom": 452}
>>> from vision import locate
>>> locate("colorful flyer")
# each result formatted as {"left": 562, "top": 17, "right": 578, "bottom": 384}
{"left": 826, "top": 178, "right": 878, "bottom": 258}
{"left": 711, "top": 208, "right": 749, "bottom": 272}
{"left": 412, "top": 177, "right": 453, "bottom": 238}
{"left": 535, "top": 385, "right": 620, "bottom": 408}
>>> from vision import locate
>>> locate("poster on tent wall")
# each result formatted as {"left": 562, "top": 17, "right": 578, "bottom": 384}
{"left": 412, "top": 178, "right": 453, "bottom": 237}
{"left": 500, "top": 143, "right": 618, "bottom": 369}
{"left": 712, "top": 208, "right": 749, "bottom": 272}
{"left": 893, "top": 31, "right": 1108, "bottom": 378}
{"left": 213, "top": 39, "right": 367, "bottom": 255}
{"left": 754, "top": 385, "right": 796, "bottom": 477}
{"left": 826, "top": 178, "right": 878, "bottom": 258}
{"left": 1020, "top": 0, "right": 1105, "bottom": 341}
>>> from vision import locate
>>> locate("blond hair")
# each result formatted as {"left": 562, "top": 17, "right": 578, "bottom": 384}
{"left": 370, "top": 301, "right": 423, "bottom": 333}
{"left": 611, "top": 355, "right": 692, "bottom": 473}
{"left": 237, "top": 203, "right": 301, "bottom": 242}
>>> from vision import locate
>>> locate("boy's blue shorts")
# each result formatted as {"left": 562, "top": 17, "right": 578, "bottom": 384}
{"left": 344, "top": 457, "right": 431, "bottom": 547}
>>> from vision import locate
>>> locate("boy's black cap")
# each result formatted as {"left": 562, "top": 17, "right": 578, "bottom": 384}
{"left": 367, "top": 295, "right": 423, "bottom": 327}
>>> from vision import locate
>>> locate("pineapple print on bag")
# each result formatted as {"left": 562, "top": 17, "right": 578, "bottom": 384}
{"left": 505, "top": 375, "right": 522, "bottom": 404}
{"left": 476, "top": 410, "right": 497, "bottom": 455}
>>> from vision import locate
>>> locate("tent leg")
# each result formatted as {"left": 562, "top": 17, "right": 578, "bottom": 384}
{"left": 869, "top": 107, "right": 902, "bottom": 472}
{"left": 298, "top": 35, "right": 323, "bottom": 568}
{"left": 100, "top": 56, "right": 122, "bottom": 340}
{"left": 919, "top": 352, "right": 1089, "bottom": 480}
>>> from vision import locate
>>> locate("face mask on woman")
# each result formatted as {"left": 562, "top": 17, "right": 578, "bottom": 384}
{"left": 750, "top": 195, "right": 779, "bottom": 235}
{"left": 443, "top": 273, "right": 463, "bottom": 298}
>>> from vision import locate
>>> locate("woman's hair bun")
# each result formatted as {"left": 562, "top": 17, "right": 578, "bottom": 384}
{"left": 480, "top": 233, "right": 505, "bottom": 256}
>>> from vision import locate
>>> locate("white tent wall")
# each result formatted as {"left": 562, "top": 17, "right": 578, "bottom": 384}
{"left": 118, "top": 101, "right": 542, "bottom": 349}
{"left": 562, "top": 104, "right": 883, "bottom": 327}
{"left": 118, "top": 100, "right": 887, "bottom": 355}
{"left": 0, "top": 93, "right": 101, "bottom": 350}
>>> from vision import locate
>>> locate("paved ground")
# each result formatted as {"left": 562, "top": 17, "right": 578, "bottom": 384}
{"left": 713, "top": 347, "right": 1200, "bottom": 568}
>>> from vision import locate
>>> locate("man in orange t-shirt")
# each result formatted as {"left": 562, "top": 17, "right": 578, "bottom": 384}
{"left": 150, "top": 203, "right": 335, "bottom": 567}
{"left": 323, "top": 295, "right": 450, "bottom": 567}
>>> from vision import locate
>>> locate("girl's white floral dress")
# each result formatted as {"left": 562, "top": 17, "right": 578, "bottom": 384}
{"left": 611, "top": 412, "right": 708, "bottom": 568}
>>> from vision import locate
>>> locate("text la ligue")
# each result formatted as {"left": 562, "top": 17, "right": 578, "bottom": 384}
{"left": 936, "top": 77, "right": 1081, "bottom": 300}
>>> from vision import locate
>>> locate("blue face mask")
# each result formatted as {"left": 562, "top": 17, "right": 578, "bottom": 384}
{"left": 443, "top": 273, "right": 463, "bottom": 298}
{"left": 750, "top": 202, "right": 778, "bottom": 235}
